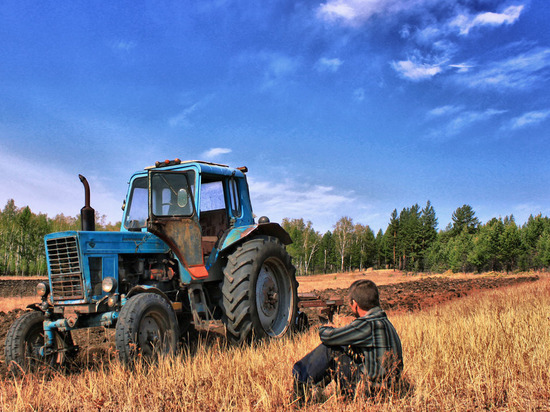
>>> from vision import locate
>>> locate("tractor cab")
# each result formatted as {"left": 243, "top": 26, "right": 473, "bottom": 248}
{"left": 122, "top": 160, "right": 254, "bottom": 281}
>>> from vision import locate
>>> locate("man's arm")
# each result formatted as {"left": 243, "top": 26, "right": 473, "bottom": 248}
{"left": 318, "top": 318, "right": 371, "bottom": 347}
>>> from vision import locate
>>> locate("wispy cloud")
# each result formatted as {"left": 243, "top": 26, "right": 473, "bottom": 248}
{"left": 427, "top": 105, "right": 463, "bottom": 117}
{"left": 315, "top": 57, "right": 343, "bottom": 73}
{"left": 504, "top": 110, "right": 550, "bottom": 130}
{"left": 248, "top": 177, "right": 355, "bottom": 229}
{"left": 457, "top": 47, "right": 550, "bottom": 90}
{"left": 449, "top": 63, "right": 473, "bottom": 73}
{"left": 111, "top": 40, "right": 136, "bottom": 51}
{"left": 258, "top": 52, "right": 300, "bottom": 90}
{"left": 169, "top": 95, "right": 213, "bottom": 127}
{"left": 450, "top": 5, "right": 524, "bottom": 35}
{"left": 353, "top": 88, "right": 365, "bottom": 102}
{"left": 427, "top": 107, "right": 507, "bottom": 140}
{"left": 316, "top": 0, "right": 434, "bottom": 27}
{"left": 391, "top": 59, "right": 443, "bottom": 81}
{"left": 202, "top": 147, "right": 232, "bottom": 158}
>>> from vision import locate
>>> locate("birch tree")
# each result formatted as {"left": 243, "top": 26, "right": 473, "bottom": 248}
{"left": 333, "top": 216, "right": 353, "bottom": 272}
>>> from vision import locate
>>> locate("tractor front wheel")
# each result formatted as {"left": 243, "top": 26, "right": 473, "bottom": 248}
{"left": 222, "top": 236, "right": 298, "bottom": 343}
{"left": 115, "top": 293, "right": 179, "bottom": 364}
{"left": 4, "top": 311, "right": 72, "bottom": 376}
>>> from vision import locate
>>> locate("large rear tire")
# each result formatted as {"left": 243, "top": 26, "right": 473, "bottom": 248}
{"left": 222, "top": 236, "right": 298, "bottom": 344}
{"left": 115, "top": 293, "right": 179, "bottom": 364}
{"left": 4, "top": 311, "right": 72, "bottom": 376}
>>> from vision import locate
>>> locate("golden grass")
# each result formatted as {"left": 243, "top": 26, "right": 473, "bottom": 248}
{"left": 0, "top": 297, "right": 38, "bottom": 312}
{"left": 1, "top": 278, "right": 549, "bottom": 411}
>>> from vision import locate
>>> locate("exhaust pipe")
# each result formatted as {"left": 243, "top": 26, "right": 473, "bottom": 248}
{"left": 79, "top": 175, "right": 95, "bottom": 231}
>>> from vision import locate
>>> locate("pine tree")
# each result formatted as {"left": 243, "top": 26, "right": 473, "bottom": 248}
{"left": 450, "top": 204, "right": 480, "bottom": 237}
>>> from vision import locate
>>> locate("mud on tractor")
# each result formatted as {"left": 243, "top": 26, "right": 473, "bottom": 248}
{"left": 5, "top": 159, "right": 299, "bottom": 372}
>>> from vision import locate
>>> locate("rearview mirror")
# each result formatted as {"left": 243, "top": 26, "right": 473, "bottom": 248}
{"left": 177, "top": 188, "right": 189, "bottom": 208}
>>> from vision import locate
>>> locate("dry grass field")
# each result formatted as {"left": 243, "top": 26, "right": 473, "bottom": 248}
{"left": 0, "top": 273, "right": 548, "bottom": 411}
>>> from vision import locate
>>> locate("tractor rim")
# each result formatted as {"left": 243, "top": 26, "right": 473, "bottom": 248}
{"left": 138, "top": 310, "right": 168, "bottom": 356}
{"left": 256, "top": 258, "right": 293, "bottom": 337}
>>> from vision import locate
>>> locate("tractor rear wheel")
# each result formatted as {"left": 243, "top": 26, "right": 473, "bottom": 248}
{"left": 5, "top": 311, "right": 73, "bottom": 376}
{"left": 222, "top": 236, "right": 298, "bottom": 344}
{"left": 115, "top": 293, "right": 179, "bottom": 364}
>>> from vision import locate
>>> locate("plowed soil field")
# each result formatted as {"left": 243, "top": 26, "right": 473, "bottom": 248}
{"left": 301, "top": 274, "right": 539, "bottom": 323}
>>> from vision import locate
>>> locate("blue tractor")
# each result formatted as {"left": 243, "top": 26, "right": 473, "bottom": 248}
{"left": 5, "top": 159, "right": 298, "bottom": 370}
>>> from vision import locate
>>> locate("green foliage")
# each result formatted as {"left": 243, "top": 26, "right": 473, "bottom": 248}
{"left": 281, "top": 203, "right": 550, "bottom": 276}
{"left": 333, "top": 216, "right": 354, "bottom": 272}
{"left": 281, "top": 218, "right": 321, "bottom": 276}
{"left": 7, "top": 196, "right": 550, "bottom": 277}
{"left": 0, "top": 199, "right": 120, "bottom": 276}
{"left": 450, "top": 204, "right": 480, "bottom": 236}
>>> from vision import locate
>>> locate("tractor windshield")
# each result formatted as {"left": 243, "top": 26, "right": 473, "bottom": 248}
{"left": 124, "top": 177, "right": 148, "bottom": 230}
{"left": 150, "top": 171, "right": 196, "bottom": 217}
{"left": 124, "top": 171, "right": 197, "bottom": 230}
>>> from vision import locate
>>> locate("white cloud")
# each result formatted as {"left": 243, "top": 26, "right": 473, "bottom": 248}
{"left": 317, "top": 0, "right": 436, "bottom": 27}
{"left": 247, "top": 177, "right": 355, "bottom": 232}
{"left": 0, "top": 148, "right": 123, "bottom": 224}
{"left": 169, "top": 95, "right": 213, "bottom": 127}
{"left": 414, "top": 25, "right": 443, "bottom": 45}
{"left": 427, "top": 105, "right": 463, "bottom": 117}
{"left": 427, "top": 108, "right": 507, "bottom": 139}
{"left": 506, "top": 110, "right": 550, "bottom": 130}
{"left": 315, "top": 57, "right": 344, "bottom": 73}
{"left": 391, "top": 59, "right": 442, "bottom": 80}
{"left": 457, "top": 47, "right": 550, "bottom": 90}
{"left": 202, "top": 147, "right": 232, "bottom": 158}
{"left": 449, "top": 63, "right": 473, "bottom": 73}
{"left": 256, "top": 52, "right": 300, "bottom": 90}
{"left": 451, "top": 5, "right": 524, "bottom": 35}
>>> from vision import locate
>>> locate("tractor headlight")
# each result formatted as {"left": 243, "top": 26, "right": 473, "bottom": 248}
{"left": 36, "top": 282, "right": 49, "bottom": 297}
{"left": 102, "top": 277, "right": 118, "bottom": 294}
{"left": 107, "top": 295, "right": 119, "bottom": 307}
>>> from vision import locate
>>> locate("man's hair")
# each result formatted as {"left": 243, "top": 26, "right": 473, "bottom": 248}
{"left": 349, "top": 279, "right": 380, "bottom": 311}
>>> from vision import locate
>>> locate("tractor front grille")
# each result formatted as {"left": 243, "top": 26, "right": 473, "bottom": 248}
{"left": 46, "top": 236, "right": 84, "bottom": 301}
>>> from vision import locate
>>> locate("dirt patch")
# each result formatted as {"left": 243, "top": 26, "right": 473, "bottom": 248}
{"left": 302, "top": 275, "right": 540, "bottom": 323}
{"left": 0, "top": 279, "right": 46, "bottom": 297}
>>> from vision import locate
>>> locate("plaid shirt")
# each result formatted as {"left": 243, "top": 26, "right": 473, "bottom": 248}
{"left": 318, "top": 306, "right": 403, "bottom": 382}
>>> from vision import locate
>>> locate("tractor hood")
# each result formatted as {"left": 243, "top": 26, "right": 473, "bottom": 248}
{"left": 44, "top": 231, "right": 169, "bottom": 304}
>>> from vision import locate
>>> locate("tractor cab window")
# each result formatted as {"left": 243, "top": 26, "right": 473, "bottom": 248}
{"left": 151, "top": 171, "right": 196, "bottom": 217}
{"left": 199, "top": 177, "right": 229, "bottom": 242}
{"left": 200, "top": 181, "right": 225, "bottom": 212}
{"left": 124, "top": 177, "right": 148, "bottom": 230}
{"left": 228, "top": 177, "right": 241, "bottom": 217}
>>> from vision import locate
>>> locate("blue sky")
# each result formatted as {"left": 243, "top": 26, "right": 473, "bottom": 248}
{"left": 1, "top": 0, "right": 549, "bottom": 234}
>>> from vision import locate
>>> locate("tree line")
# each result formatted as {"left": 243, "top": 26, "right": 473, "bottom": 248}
{"left": 0, "top": 199, "right": 119, "bottom": 276}
{"left": 283, "top": 201, "right": 550, "bottom": 276}
{"left": 2, "top": 198, "right": 549, "bottom": 276}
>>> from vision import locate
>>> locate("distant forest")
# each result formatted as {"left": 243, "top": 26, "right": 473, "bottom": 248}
{"left": 0, "top": 199, "right": 119, "bottom": 276}
{"left": 1, "top": 198, "right": 549, "bottom": 276}
{"left": 282, "top": 201, "right": 550, "bottom": 276}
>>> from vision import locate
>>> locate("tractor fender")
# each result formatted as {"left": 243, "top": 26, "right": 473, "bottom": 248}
{"left": 126, "top": 285, "right": 171, "bottom": 304}
{"left": 26, "top": 303, "right": 44, "bottom": 312}
{"left": 218, "top": 222, "right": 292, "bottom": 253}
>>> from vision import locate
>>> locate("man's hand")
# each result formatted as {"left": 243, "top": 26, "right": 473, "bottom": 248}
{"left": 331, "top": 314, "right": 355, "bottom": 327}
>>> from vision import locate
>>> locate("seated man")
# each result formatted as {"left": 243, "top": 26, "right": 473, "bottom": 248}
{"left": 292, "top": 279, "right": 403, "bottom": 403}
